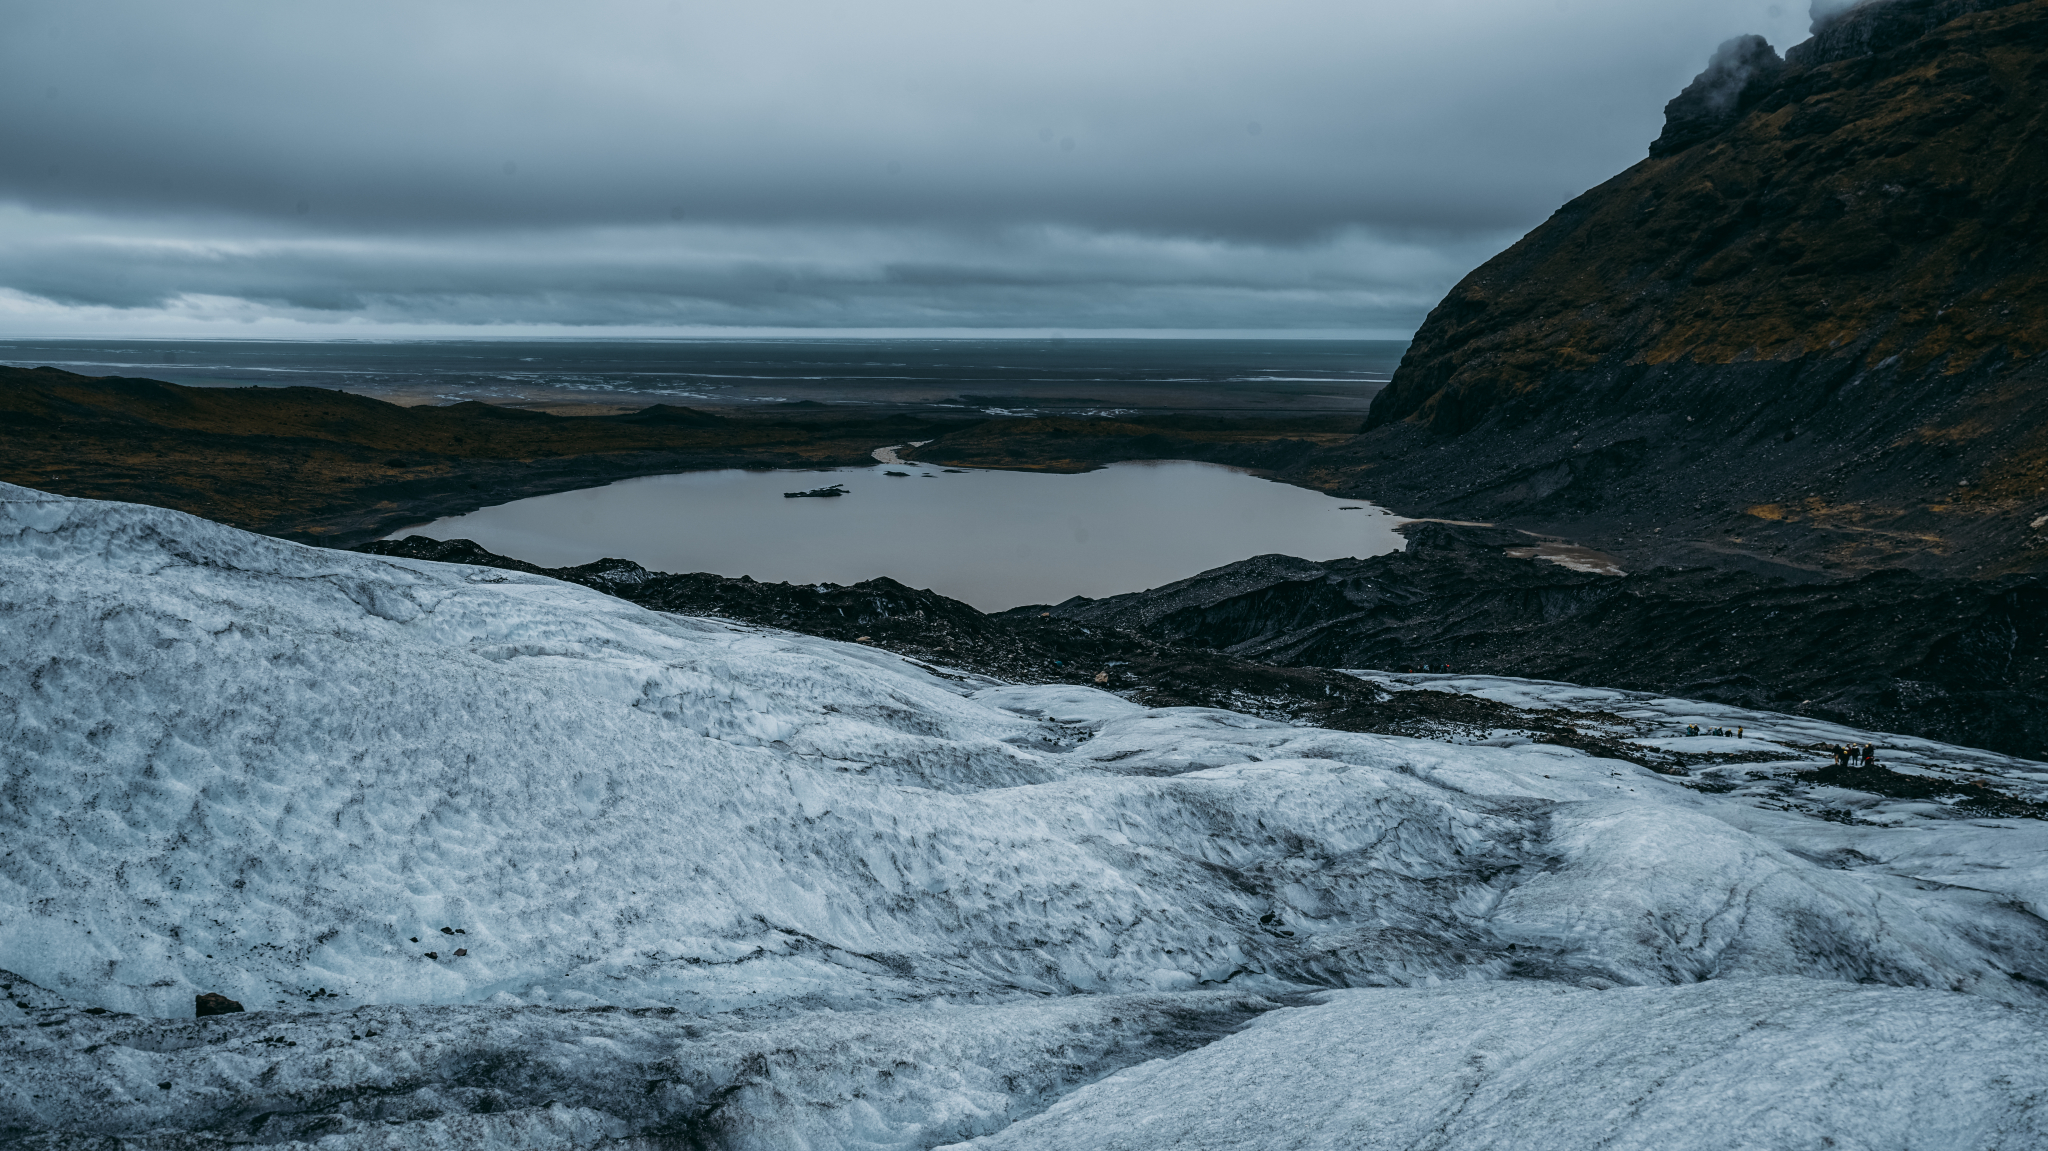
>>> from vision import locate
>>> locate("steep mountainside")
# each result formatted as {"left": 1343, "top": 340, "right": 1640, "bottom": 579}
{"left": 1296, "top": 0, "right": 2048, "bottom": 577}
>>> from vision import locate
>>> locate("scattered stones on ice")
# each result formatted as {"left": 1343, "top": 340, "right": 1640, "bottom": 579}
{"left": 3, "top": 482, "right": 2046, "bottom": 1148}
{"left": 1353, "top": 670, "right": 2048, "bottom": 808}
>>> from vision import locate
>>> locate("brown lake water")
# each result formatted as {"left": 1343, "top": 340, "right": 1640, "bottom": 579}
{"left": 389, "top": 459, "right": 1405, "bottom": 611}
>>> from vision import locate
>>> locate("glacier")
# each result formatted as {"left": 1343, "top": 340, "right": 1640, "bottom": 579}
{"left": 3, "top": 480, "right": 2046, "bottom": 1149}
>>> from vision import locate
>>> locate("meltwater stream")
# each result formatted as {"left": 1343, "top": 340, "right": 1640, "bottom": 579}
{"left": 390, "top": 459, "right": 1404, "bottom": 611}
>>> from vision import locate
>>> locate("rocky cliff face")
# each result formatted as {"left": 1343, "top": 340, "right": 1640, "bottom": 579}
{"left": 1300, "top": 0, "right": 2048, "bottom": 577}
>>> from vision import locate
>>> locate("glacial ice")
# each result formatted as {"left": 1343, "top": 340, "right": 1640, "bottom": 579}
{"left": 944, "top": 978, "right": 2048, "bottom": 1151}
{"left": 3, "top": 481, "right": 2046, "bottom": 1148}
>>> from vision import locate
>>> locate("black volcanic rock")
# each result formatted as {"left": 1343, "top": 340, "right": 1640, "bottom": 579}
{"left": 1650, "top": 35, "right": 1785, "bottom": 158}
{"left": 1309, "top": 0, "right": 2048, "bottom": 578}
{"left": 1790, "top": 0, "right": 2033, "bottom": 68}
{"left": 194, "top": 993, "right": 243, "bottom": 1017}
{"left": 1039, "top": 523, "right": 2048, "bottom": 759}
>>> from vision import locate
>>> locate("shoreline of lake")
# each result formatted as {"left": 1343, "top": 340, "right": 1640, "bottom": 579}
{"left": 386, "top": 458, "right": 1406, "bottom": 612}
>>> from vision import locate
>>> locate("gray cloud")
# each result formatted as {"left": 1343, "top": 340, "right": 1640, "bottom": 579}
{"left": 0, "top": 0, "right": 1818, "bottom": 335}
{"left": 1809, "top": 0, "right": 1870, "bottom": 27}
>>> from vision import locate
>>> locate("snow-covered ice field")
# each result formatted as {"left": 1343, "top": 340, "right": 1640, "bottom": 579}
{"left": 4, "top": 481, "right": 2046, "bottom": 1149}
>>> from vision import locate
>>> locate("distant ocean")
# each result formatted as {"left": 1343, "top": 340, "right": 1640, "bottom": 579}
{"left": 0, "top": 338, "right": 1405, "bottom": 415}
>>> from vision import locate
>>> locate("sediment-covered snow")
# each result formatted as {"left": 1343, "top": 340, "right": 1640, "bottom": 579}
{"left": 1353, "top": 670, "right": 2048, "bottom": 804}
{"left": 4, "top": 482, "right": 2047, "bottom": 1148}
{"left": 1352, "top": 670, "right": 2048, "bottom": 926}
{"left": 0, "top": 986, "right": 1278, "bottom": 1149}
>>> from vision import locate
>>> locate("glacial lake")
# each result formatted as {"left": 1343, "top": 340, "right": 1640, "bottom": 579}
{"left": 389, "top": 459, "right": 1405, "bottom": 611}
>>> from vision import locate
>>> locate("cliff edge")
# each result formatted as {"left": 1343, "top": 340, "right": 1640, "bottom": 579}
{"left": 1301, "top": 0, "right": 2048, "bottom": 577}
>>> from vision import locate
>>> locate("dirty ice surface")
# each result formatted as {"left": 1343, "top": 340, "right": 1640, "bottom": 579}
{"left": 951, "top": 978, "right": 2048, "bottom": 1151}
{"left": 3, "top": 482, "right": 2047, "bottom": 1149}
{"left": 1353, "top": 671, "right": 2048, "bottom": 807}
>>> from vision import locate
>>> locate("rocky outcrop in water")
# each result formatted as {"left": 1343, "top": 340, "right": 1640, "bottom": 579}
{"left": 1298, "top": 0, "right": 2048, "bottom": 578}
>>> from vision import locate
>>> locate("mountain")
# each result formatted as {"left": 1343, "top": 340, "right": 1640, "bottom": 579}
{"left": 1296, "top": 0, "right": 2048, "bottom": 578}
{"left": 6, "top": 481, "right": 2048, "bottom": 1146}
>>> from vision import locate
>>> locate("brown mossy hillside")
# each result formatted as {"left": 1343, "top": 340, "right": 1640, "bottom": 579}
{"left": 1316, "top": 0, "right": 2048, "bottom": 578}
{"left": 1373, "top": 0, "right": 2046, "bottom": 431}
{"left": 0, "top": 367, "right": 956, "bottom": 546}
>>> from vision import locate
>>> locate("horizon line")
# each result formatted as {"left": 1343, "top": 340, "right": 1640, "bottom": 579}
{"left": 0, "top": 326, "right": 1414, "bottom": 343}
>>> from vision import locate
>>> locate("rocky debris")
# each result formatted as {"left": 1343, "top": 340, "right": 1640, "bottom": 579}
{"left": 356, "top": 537, "right": 1388, "bottom": 724}
{"left": 1034, "top": 522, "right": 2048, "bottom": 760}
{"left": 783, "top": 483, "right": 847, "bottom": 498}
{"left": 1382, "top": 669, "right": 2048, "bottom": 818}
{"left": 1309, "top": 0, "right": 2048, "bottom": 578}
{"left": 1811, "top": 755, "right": 2047, "bottom": 817}
{"left": 1, "top": 971, "right": 72, "bottom": 1021}
{"left": 194, "top": 992, "right": 244, "bottom": 1017}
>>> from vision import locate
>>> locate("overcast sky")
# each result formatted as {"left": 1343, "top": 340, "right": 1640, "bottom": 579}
{"left": 0, "top": 0, "right": 1826, "bottom": 338}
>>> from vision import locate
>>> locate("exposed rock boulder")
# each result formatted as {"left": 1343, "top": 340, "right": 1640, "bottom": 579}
{"left": 194, "top": 993, "right": 244, "bottom": 1017}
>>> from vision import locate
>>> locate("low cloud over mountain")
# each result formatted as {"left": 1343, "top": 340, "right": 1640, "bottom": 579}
{"left": 0, "top": 0, "right": 1818, "bottom": 334}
